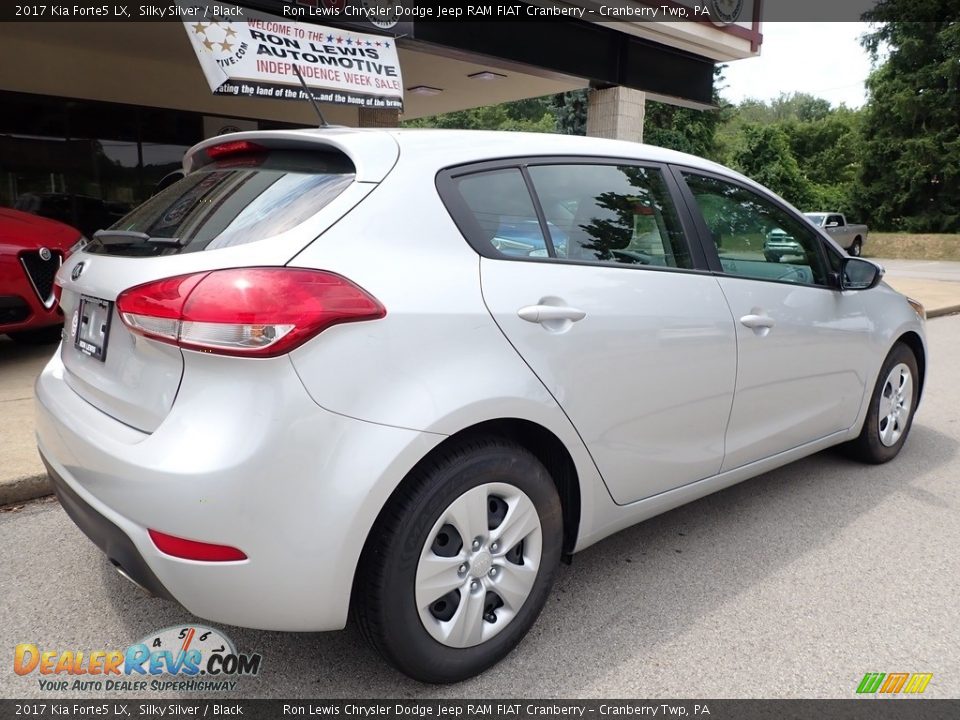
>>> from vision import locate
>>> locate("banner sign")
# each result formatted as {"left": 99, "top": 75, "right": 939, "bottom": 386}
{"left": 180, "top": 1, "right": 404, "bottom": 109}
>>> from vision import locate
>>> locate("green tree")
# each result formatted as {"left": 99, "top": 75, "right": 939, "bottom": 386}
{"left": 402, "top": 95, "right": 556, "bottom": 133}
{"left": 730, "top": 124, "right": 814, "bottom": 208}
{"left": 643, "top": 66, "right": 730, "bottom": 161}
{"left": 552, "top": 89, "right": 588, "bottom": 136}
{"left": 854, "top": 6, "right": 960, "bottom": 231}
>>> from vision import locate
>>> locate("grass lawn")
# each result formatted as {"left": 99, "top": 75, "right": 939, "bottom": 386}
{"left": 864, "top": 233, "right": 960, "bottom": 261}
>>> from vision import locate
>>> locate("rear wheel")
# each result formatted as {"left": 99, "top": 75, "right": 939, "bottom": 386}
{"left": 7, "top": 325, "right": 63, "bottom": 345}
{"left": 844, "top": 343, "right": 918, "bottom": 463}
{"left": 849, "top": 238, "right": 863, "bottom": 256}
{"left": 354, "top": 438, "right": 562, "bottom": 683}
{"left": 764, "top": 251, "right": 781, "bottom": 263}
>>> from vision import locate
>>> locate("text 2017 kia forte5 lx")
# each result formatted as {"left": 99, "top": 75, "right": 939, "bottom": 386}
{"left": 37, "top": 130, "right": 926, "bottom": 683}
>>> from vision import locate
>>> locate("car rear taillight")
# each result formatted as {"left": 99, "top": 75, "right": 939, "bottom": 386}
{"left": 116, "top": 268, "right": 385, "bottom": 357}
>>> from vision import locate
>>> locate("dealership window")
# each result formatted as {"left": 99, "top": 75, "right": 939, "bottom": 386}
{"left": 0, "top": 91, "right": 293, "bottom": 239}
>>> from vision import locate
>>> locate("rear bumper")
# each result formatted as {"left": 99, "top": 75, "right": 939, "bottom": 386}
{"left": 35, "top": 350, "right": 443, "bottom": 631}
{"left": 42, "top": 455, "right": 174, "bottom": 601}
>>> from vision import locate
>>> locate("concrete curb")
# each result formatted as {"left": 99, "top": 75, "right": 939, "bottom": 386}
{"left": 928, "top": 304, "right": 960, "bottom": 319}
{"left": 0, "top": 472, "right": 51, "bottom": 507}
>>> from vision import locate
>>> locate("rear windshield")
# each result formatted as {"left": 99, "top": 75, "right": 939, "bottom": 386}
{"left": 85, "top": 150, "right": 355, "bottom": 256}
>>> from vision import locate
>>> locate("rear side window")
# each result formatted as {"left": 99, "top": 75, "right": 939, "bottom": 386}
{"left": 445, "top": 162, "right": 691, "bottom": 269}
{"left": 527, "top": 164, "right": 691, "bottom": 268}
{"left": 86, "top": 150, "right": 355, "bottom": 256}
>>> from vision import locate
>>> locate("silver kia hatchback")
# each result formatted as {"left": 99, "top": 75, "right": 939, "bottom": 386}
{"left": 37, "top": 129, "right": 926, "bottom": 682}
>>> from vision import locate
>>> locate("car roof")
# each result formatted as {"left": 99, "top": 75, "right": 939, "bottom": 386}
{"left": 384, "top": 128, "right": 731, "bottom": 172}
{"left": 186, "top": 127, "right": 741, "bottom": 184}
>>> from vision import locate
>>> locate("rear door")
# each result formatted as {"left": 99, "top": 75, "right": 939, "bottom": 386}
{"left": 57, "top": 144, "right": 376, "bottom": 432}
{"left": 677, "top": 170, "right": 872, "bottom": 471}
{"left": 440, "top": 159, "right": 738, "bottom": 506}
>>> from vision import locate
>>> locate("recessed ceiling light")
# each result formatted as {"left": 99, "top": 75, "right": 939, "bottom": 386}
{"left": 468, "top": 71, "right": 507, "bottom": 80}
{"left": 407, "top": 85, "right": 443, "bottom": 96}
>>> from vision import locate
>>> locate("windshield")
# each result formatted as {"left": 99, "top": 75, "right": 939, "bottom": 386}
{"left": 85, "top": 150, "right": 355, "bottom": 256}
{"left": 804, "top": 213, "right": 826, "bottom": 226}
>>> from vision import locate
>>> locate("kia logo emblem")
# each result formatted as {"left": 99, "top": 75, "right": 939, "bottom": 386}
{"left": 71, "top": 262, "right": 86, "bottom": 281}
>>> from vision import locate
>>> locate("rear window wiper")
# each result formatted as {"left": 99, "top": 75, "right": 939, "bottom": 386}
{"left": 93, "top": 230, "right": 185, "bottom": 246}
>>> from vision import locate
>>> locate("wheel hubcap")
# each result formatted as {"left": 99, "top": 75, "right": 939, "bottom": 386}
{"left": 878, "top": 362, "right": 913, "bottom": 447}
{"left": 415, "top": 482, "right": 543, "bottom": 648}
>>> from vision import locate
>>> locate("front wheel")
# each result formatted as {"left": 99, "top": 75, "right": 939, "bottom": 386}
{"left": 353, "top": 438, "right": 562, "bottom": 683}
{"left": 843, "top": 343, "right": 919, "bottom": 463}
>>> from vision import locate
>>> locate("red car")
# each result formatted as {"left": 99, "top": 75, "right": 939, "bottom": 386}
{"left": 0, "top": 208, "right": 82, "bottom": 344}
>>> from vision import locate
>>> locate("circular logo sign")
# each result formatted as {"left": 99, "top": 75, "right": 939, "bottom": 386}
{"left": 357, "top": 0, "right": 402, "bottom": 29}
{"left": 710, "top": 0, "right": 744, "bottom": 24}
{"left": 38, "top": 247, "right": 52, "bottom": 262}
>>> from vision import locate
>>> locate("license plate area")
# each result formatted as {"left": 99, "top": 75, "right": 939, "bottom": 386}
{"left": 74, "top": 295, "right": 113, "bottom": 362}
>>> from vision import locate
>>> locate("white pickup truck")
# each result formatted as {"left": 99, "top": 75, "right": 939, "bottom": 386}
{"left": 804, "top": 212, "right": 868, "bottom": 256}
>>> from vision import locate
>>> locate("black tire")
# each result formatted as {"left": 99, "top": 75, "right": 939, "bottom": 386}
{"left": 843, "top": 343, "right": 919, "bottom": 463}
{"left": 764, "top": 251, "right": 780, "bottom": 263}
{"left": 353, "top": 437, "right": 563, "bottom": 683}
{"left": 7, "top": 325, "right": 63, "bottom": 345}
{"left": 849, "top": 238, "right": 863, "bottom": 257}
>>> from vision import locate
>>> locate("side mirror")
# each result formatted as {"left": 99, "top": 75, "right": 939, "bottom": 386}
{"left": 841, "top": 257, "right": 883, "bottom": 290}
{"left": 825, "top": 221, "right": 839, "bottom": 228}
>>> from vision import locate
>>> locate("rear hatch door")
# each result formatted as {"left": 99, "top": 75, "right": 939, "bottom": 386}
{"left": 57, "top": 132, "right": 396, "bottom": 432}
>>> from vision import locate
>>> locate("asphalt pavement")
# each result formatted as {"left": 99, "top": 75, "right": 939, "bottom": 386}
{"left": 1, "top": 315, "right": 958, "bottom": 699}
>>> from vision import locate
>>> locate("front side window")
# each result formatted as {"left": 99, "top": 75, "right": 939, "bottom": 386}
{"left": 684, "top": 173, "right": 828, "bottom": 286}
{"left": 527, "top": 164, "right": 691, "bottom": 269}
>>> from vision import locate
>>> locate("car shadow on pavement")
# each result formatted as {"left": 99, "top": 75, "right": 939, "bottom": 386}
{"left": 0, "top": 336, "right": 59, "bottom": 363}
{"left": 98, "top": 421, "right": 957, "bottom": 697}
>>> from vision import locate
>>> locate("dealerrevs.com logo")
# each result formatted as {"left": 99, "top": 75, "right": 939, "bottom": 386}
{"left": 14, "top": 625, "right": 262, "bottom": 693}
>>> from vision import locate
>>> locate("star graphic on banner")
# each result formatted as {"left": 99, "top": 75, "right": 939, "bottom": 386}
{"left": 336, "top": 36, "right": 344, "bottom": 44}
{"left": 384, "top": 42, "right": 390, "bottom": 48}
{"left": 224, "top": 26, "right": 237, "bottom": 38}
{"left": 191, "top": 22, "right": 207, "bottom": 34}
{"left": 346, "top": 38, "right": 353, "bottom": 46}
{"left": 375, "top": 41, "right": 382, "bottom": 47}
{"left": 365, "top": 40, "right": 372, "bottom": 46}
{"left": 220, "top": 40, "right": 234, "bottom": 52}
{"left": 202, "top": 37, "right": 215, "bottom": 51}
{"left": 326, "top": 34, "right": 334, "bottom": 42}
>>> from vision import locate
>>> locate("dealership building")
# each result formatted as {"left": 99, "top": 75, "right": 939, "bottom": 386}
{"left": 0, "top": 0, "right": 761, "bottom": 236}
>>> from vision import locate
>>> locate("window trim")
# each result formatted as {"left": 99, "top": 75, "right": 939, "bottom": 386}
{"left": 670, "top": 164, "right": 839, "bottom": 291}
{"left": 435, "top": 155, "right": 711, "bottom": 275}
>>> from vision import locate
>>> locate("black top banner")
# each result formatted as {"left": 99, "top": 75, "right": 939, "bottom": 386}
{"left": 1, "top": 700, "right": 958, "bottom": 720}
{"left": 1, "top": 0, "right": 957, "bottom": 23}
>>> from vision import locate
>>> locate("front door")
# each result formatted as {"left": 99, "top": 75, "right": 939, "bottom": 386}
{"left": 679, "top": 171, "right": 873, "bottom": 471}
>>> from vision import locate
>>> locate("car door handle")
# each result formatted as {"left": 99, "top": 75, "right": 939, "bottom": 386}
{"left": 740, "top": 313, "right": 776, "bottom": 330}
{"left": 517, "top": 305, "right": 587, "bottom": 324}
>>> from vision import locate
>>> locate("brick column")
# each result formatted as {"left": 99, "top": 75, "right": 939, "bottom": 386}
{"left": 586, "top": 86, "right": 646, "bottom": 143}
{"left": 358, "top": 107, "right": 400, "bottom": 128}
